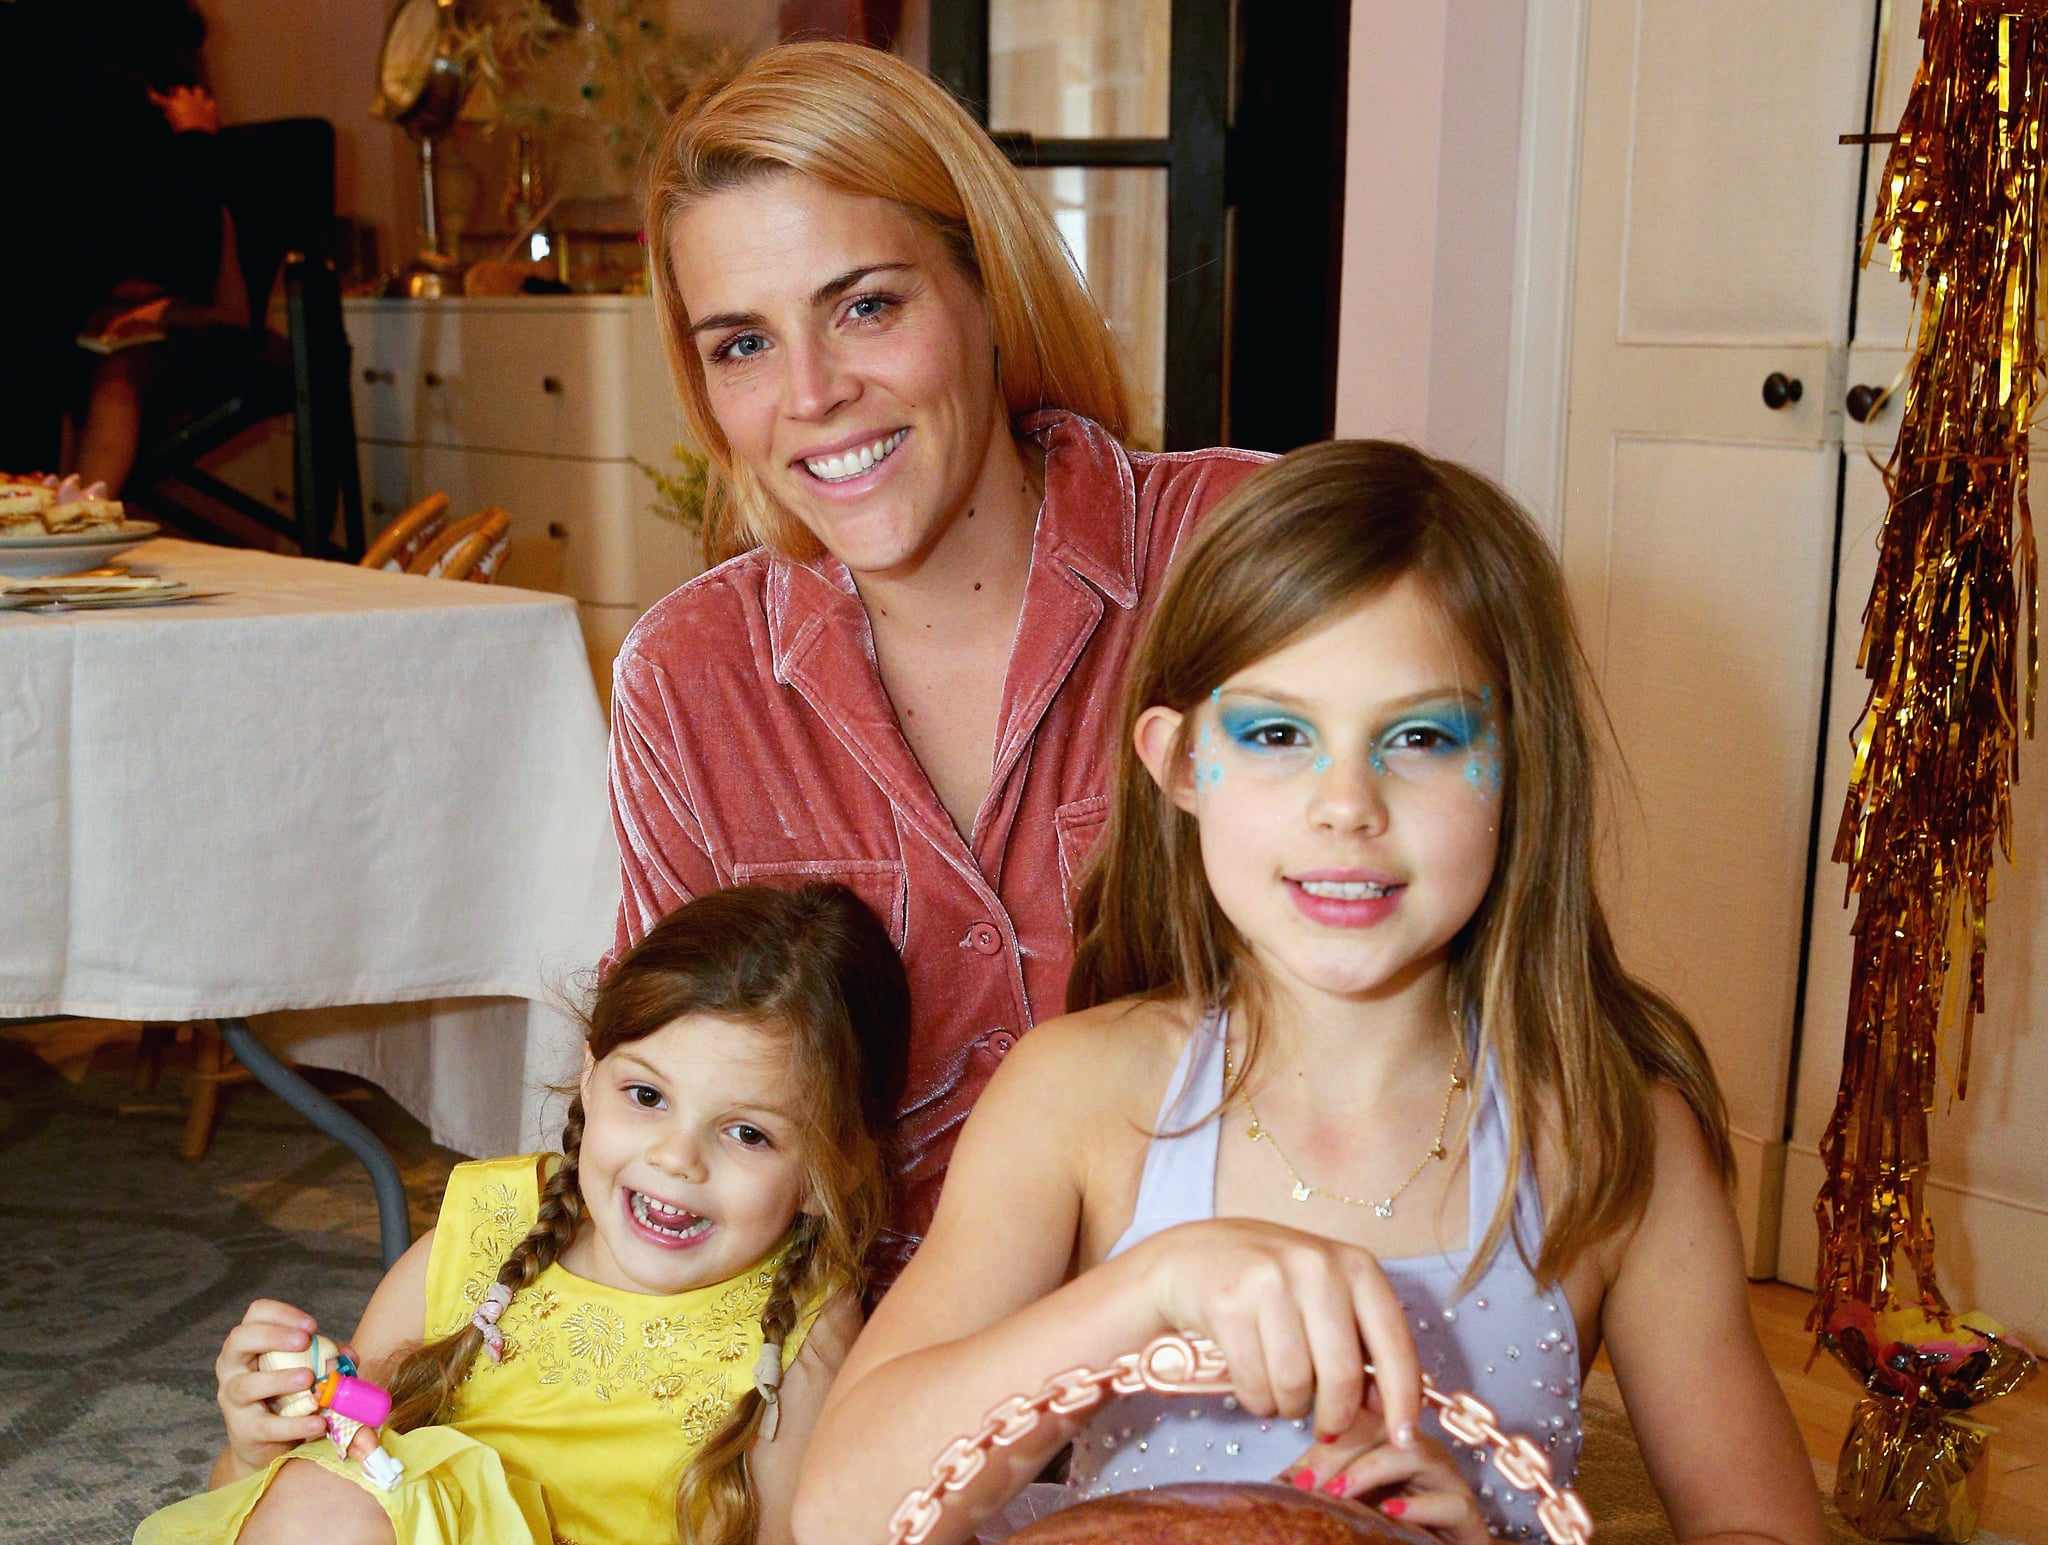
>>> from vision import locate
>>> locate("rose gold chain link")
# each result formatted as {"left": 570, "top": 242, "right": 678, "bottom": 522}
{"left": 885, "top": 1333, "right": 1593, "bottom": 1545}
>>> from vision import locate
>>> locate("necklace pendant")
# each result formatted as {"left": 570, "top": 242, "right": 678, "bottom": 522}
{"left": 1373, "top": 1198, "right": 1394, "bottom": 1218}
{"left": 1291, "top": 1180, "right": 1314, "bottom": 1203}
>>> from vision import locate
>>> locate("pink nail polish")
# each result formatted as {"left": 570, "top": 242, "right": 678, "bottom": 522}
{"left": 1322, "top": 1476, "right": 1348, "bottom": 1497}
{"left": 1381, "top": 1497, "right": 1408, "bottom": 1518}
{"left": 1317, "top": 1431, "right": 1339, "bottom": 1444}
{"left": 1290, "top": 1469, "right": 1316, "bottom": 1491}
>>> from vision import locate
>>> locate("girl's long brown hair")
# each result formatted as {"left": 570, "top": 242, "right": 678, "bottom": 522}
{"left": 1068, "top": 441, "right": 1732, "bottom": 1288}
{"left": 381, "top": 885, "right": 909, "bottom": 1545}
{"left": 643, "top": 40, "right": 1131, "bottom": 563}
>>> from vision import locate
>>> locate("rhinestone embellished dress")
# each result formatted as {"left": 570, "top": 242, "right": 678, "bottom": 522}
{"left": 1063, "top": 1008, "right": 1583, "bottom": 1541}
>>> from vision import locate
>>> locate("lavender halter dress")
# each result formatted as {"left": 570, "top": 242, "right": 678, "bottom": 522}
{"left": 1009, "top": 1008, "right": 1583, "bottom": 1542}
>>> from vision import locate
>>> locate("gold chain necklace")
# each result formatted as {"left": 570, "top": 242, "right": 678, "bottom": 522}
{"left": 1225, "top": 1037, "right": 1466, "bottom": 1218}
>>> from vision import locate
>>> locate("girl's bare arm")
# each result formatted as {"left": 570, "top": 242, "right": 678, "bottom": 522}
{"left": 792, "top": 1013, "right": 1422, "bottom": 1545}
{"left": 752, "top": 1289, "right": 863, "bottom": 1545}
{"left": 1601, "top": 1086, "right": 1825, "bottom": 1545}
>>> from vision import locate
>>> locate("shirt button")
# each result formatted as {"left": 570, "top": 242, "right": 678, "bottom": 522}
{"left": 988, "top": 1030, "right": 1016, "bottom": 1055}
{"left": 965, "top": 922, "right": 1002, "bottom": 954}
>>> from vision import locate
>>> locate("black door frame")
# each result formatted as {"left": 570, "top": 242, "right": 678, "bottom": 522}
{"left": 928, "top": 0, "right": 1345, "bottom": 454}
{"left": 929, "top": 0, "right": 1229, "bottom": 451}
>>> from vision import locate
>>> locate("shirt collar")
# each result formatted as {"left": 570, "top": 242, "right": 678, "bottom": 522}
{"left": 762, "top": 409, "right": 1140, "bottom": 683}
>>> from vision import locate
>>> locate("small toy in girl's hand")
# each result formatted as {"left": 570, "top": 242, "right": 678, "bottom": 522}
{"left": 255, "top": 1334, "right": 406, "bottom": 1492}
{"left": 257, "top": 1333, "right": 347, "bottom": 1418}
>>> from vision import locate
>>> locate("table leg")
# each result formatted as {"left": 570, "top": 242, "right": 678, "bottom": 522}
{"left": 217, "top": 1017, "right": 412, "bottom": 1270}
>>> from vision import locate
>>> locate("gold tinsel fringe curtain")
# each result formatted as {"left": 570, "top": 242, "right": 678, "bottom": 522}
{"left": 1814, "top": 0, "right": 2042, "bottom": 1333}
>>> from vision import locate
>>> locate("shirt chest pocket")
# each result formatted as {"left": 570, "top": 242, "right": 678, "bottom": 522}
{"left": 729, "top": 857, "right": 908, "bottom": 950}
{"left": 1054, "top": 795, "right": 1110, "bottom": 920}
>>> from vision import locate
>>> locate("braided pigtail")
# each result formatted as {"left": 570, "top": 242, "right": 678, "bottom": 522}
{"left": 675, "top": 1215, "right": 832, "bottom": 1545}
{"left": 382, "top": 1100, "right": 590, "bottom": 1432}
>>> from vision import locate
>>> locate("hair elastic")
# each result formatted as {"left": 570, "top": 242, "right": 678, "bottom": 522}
{"left": 754, "top": 1341, "right": 784, "bottom": 1440}
{"left": 472, "top": 1282, "right": 513, "bottom": 1362}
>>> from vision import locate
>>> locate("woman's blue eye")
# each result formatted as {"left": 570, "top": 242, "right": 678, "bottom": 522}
{"left": 848, "top": 295, "right": 888, "bottom": 320}
{"left": 711, "top": 331, "right": 767, "bottom": 363}
{"left": 625, "top": 1083, "right": 665, "bottom": 1110}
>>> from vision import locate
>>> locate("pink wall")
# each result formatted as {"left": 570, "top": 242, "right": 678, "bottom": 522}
{"left": 1335, "top": 0, "right": 1528, "bottom": 480}
{"left": 197, "top": 0, "right": 781, "bottom": 272}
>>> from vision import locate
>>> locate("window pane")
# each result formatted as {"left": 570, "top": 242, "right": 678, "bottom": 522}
{"left": 990, "top": 0, "right": 1171, "bottom": 140}
{"left": 1021, "top": 166, "right": 1167, "bottom": 450}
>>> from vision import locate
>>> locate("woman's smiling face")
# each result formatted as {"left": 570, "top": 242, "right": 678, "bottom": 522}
{"left": 669, "top": 173, "right": 1009, "bottom": 577}
{"left": 565, "top": 1013, "right": 809, "bottom": 1297}
{"left": 1138, "top": 573, "right": 1504, "bottom": 1005}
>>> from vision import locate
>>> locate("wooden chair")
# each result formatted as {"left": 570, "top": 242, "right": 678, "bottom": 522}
{"left": 408, "top": 507, "right": 512, "bottom": 583}
{"left": 360, "top": 492, "right": 451, "bottom": 572}
{"left": 131, "top": 1021, "right": 254, "bottom": 1160}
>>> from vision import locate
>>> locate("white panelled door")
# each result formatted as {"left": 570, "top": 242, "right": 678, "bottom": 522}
{"left": 1563, "top": 0, "right": 1877, "bottom": 1272}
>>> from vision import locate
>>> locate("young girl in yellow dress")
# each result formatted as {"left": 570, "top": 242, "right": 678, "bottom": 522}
{"left": 137, "top": 883, "right": 909, "bottom": 1545}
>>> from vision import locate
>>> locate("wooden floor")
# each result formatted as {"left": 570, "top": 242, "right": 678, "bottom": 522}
{"left": 1747, "top": 1280, "right": 2047, "bottom": 1539}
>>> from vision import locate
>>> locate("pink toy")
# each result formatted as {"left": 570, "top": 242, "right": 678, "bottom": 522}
{"left": 257, "top": 1334, "right": 406, "bottom": 1491}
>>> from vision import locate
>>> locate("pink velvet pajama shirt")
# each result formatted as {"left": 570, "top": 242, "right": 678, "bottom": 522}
{"left": 605, "top": 411, "right": 1264, "bottom": 1261}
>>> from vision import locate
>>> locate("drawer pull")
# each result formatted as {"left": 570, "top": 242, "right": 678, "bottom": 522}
{"left": 362, "top": 368, "right": 395, "bottom": 384}
{"left": 423, "top": 371, "right": 445, "bottom": 388}
{"left": 542, "top": 376, "right": 564, "bottom": 395}
{"left": 548, "top": 521, "right": 569, "bottom": 540}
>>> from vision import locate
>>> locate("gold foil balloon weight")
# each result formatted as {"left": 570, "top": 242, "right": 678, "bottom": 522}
{"left": 1822, "top": 1302, "right": 2039, "bottom": 1542}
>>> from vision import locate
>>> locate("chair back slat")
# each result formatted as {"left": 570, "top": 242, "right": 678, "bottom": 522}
{"left": 409, "top": 507, "right": 513, "bottom": 583}
{"left": 361, "top": 493, "right": 451, "bottom": 572}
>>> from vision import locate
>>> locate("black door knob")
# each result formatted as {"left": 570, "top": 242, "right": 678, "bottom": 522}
{"left": 1846, "top": 383, "right": 1886, "bottom": 422}
{"left": 1762, "top": 372, "right": 1804, "bottom": 410}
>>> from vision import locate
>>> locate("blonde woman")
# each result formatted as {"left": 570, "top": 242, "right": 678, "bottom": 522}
{"left": 624, "top": 42, "right": 1267, "bottom": 1277}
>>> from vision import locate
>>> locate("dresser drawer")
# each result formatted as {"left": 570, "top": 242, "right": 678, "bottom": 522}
{"left": 349, "top": 303, "right": 636, "bottom": 459}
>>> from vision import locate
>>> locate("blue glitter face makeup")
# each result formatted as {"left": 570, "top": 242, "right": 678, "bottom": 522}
{"left": 1368, "top": 699, "right": 1487, "bottom": 784}
{"left": 1214, "top": 701, "right": 1322, "bottom": 781}
{"left": 1197, "top": 688, "right": 1501, "bottom": 794}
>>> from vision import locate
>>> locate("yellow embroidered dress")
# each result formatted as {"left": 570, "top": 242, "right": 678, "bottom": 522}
{"left": 136, "top": 1154, "right": 822, "bottom": 1545}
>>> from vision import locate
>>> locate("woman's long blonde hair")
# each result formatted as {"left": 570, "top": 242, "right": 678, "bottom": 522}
{"left": 643, "top": 41, "right": 1130, "bottom": 562}
{"left": 381, "top": 885, "right": 910, "bottom": 1545}
{"left": 1068, "top": 441, "right": 1732, "bottom": 1288}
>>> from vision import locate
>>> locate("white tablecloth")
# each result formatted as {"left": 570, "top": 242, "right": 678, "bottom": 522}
{"left": 0, "top": 539, "right": 620, "bottom": 1155}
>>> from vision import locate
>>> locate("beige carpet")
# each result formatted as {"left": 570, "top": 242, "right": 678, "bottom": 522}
{"left": 1577, "top": 1370, "right": 2019, "bottom": 1545}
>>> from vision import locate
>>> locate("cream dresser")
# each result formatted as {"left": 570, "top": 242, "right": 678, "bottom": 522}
{"left": 343, "top": 295, "right": 702, "bottom": 687}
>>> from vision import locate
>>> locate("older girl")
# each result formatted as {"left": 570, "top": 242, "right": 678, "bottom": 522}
{"left": 139, "top": 884, "right": 908, "bottom": 1545}
{"left": 798, "top": 443, "right": 1823, "bottom": 1545}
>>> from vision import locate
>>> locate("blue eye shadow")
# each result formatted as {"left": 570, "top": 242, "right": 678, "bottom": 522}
{"left": 1216, "top": 704, "right": 1315, "bottom": 747}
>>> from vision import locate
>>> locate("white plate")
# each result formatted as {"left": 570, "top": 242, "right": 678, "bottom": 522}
{"left": 0, "top": 521, "right": 160, "bottom": 578}
{"left": 4, "top": 582, "right": 211, "bottom": 613}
